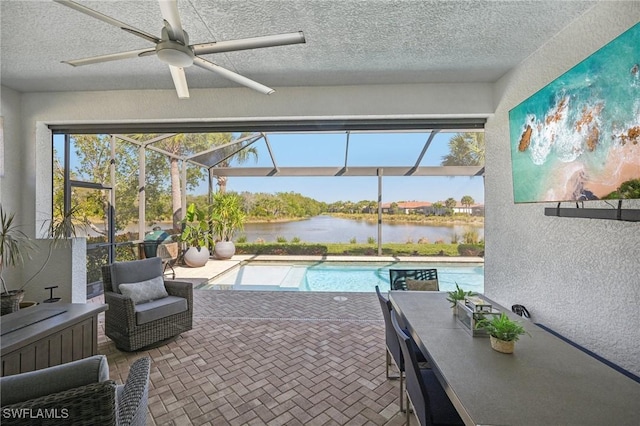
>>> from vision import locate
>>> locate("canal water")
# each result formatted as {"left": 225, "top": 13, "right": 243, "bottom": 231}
{"left": 241, "top": 215, "right": 483, "bottom": 244}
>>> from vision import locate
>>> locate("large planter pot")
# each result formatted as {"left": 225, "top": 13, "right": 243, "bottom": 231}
{"left": 490, "top": 336, "right": 515, "bottom": 354}
{"left": 1, "top": 290, "right": 25, "bottom": 316}
{"left": 214, "top": 241, "right": 236, "bottom": 260}
{"left": 183, "top": 246, "right": 210, "bottom": 267}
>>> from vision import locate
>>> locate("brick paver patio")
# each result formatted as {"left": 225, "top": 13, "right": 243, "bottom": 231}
{"left": 98, "top": 290, "right": 410, "bottom": 425}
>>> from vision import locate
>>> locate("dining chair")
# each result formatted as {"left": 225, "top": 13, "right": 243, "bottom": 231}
{"left": 389, "top": 269, "right": 439, "bottom": 291}
{"left": 391, "top": 310, "right": 464, "bottom": 426}
{"left": 376, "top": 285, "right": 429, "bottom": 413}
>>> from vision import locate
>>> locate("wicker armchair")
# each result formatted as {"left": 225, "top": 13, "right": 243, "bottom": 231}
{"left": 101, "top": 257, "right": 193, "bottom": 351}
{"left": 0, "top": 355, "right": 151, "bottom": 426}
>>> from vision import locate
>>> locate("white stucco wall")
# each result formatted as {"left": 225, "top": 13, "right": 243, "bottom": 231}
{"left": 485, "top": 2, "right": 640, "bottom": 375}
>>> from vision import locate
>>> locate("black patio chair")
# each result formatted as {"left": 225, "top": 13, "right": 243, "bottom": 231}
{"left": 376, "top": 285, "right": 429, "bottom": 412}
{"left": 389, "top": 268, "right": 439, "bottom": 291}
{"left": 390, "top": 310, "right": 464, "bottom": 426}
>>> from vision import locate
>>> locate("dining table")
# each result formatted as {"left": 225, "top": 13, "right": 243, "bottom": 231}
{"left": 388, "top": 291, "right": 640, "bottom": 426}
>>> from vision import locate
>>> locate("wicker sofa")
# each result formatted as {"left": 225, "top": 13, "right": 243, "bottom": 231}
{"left": 0, "top": 355, "right": 150, "bottom": 426}
{"left": 101, "top": 257, "right": 193, "bottom": 351}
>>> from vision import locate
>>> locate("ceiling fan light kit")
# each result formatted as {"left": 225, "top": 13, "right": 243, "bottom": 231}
{"left": 54, "top": 0, "right": 306, "bottom": 99}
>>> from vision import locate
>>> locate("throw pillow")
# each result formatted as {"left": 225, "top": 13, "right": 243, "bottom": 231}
{"left": 406, "top": 278, "right": 439, "bottom": 291}
{"left": 119, "top": 276, "right": 168, "bottom": 304}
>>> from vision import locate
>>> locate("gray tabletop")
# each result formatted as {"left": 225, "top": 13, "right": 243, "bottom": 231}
{"left": 389, "top": 291, "right": 640, "bottom": 426}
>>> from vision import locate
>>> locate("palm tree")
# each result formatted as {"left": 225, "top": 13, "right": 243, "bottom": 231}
{"left": 445, "top": 198, "right": 457, "bottom": 209}
{"left": 461, "top": 195, "right": 475, "bottom": 208}
{"left": 441, "top": 133, "right": 485, "bottom": 166}
{"left": 138, "top": 133, "right": 258, "bottom": 230}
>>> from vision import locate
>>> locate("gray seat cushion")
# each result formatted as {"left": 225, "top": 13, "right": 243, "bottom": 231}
{"left": 135, "top": 296, "right": 188, "bottom": 325}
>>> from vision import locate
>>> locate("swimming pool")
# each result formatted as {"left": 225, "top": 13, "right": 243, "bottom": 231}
{"left": 199, "top": 261, "right": 484, "bottom": 293}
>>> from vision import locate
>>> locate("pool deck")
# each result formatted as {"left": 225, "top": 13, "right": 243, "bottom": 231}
{"left": 96, "top": 254, "right": 482, "bottom": 425}
{"left": 171, "top": 254, "right": 484, "bottom": 286}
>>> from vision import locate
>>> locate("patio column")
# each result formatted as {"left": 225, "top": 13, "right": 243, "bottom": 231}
{"left": 138, "top": 143, "right": 146, "bottom": 240}
{"left": 377, "top": 167, "right": 383, "bottom": 256}
{"left": 180, "top": 159, "right": 187, "bottom": 221}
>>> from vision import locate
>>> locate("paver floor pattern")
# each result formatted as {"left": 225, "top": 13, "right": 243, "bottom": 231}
{"left": 99, "top": 290, "right": 409, "bottom": 425}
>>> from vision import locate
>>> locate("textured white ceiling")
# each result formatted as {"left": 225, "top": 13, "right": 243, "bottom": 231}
{"left": 1, "top": 0, "right": 596, "bottom": 94}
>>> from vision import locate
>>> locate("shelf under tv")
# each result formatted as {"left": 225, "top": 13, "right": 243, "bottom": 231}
{"left": 544, "top": 202, "right": 640, "bottom": 222}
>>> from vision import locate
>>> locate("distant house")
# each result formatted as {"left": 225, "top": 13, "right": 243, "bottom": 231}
{"left": 452, "top": 202, "right": 485, "bottom": 216}
{"left": 381, "top": 201, "right": 432, "bottom": 214}
{"left": 380, "top": 200, "right": 485, "bottom": 216}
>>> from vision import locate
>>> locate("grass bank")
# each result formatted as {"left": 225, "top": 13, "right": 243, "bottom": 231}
{"left": 235, "top": 242, "right": 484, "bottom": 257}
{"left": 327, "top": 212, "right": 484, "bottom": 225}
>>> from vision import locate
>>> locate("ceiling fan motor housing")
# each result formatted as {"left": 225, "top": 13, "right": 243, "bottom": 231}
{"left": 156, "top": 27, "right": 194, "bottom": 67}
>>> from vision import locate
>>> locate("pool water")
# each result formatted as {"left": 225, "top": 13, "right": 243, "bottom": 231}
{"left": 200, "top": 261, "right": 484, "bottom": 293}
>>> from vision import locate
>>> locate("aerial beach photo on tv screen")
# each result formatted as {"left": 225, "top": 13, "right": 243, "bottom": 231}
{"left": 509, "top": 22, "right": 640, "bottom": 204}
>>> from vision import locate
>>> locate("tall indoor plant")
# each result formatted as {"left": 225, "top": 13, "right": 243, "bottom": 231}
{"left": 0, "top": 207, "right": 36, "bottom": 314}
{"left": 209, "top": 192, "right": 245, "bottom": 260}
{"left": 180, "top": 203, "right": 212, "bottom": 267}
{"left": 0, "top": 205, "right": 81, "bottom": 314}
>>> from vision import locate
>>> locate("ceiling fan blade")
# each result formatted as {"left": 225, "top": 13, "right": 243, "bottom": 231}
{"left": 63, "top": 48, "right": 157, "bottom": 67}
{"left": 193, "top": 57, "right": 274, "bottom": 95}
{"left": 53, "top": 0, "right": 160, "bottom": 44}
{"left": 169, "top": 65, "right": 190, "bottom": 99}
{"left": 158, "top": 0, "right": 186, "bottom": 43}
{"left": 192, "top": 31, "right": 305, "bottom": 55}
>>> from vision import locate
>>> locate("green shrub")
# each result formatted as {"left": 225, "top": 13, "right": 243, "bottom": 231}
{"left": 276, "top": 236, "right": 287, "bottom": 243}
{"left": 236, "top": 234, "right": 247, "bottom": 243}
{"left": 291, "top": 236, "right": 301, "bottom": 243}
{"left": 367, "top": 236, "right": 376, "bottom": 244}
{"left": 457, "top": 243, "right": 484, "bottom": 256}
{"left": 349, "top": 237, "right": 357, "bottom": 244}
{"left": 463, "top": 227, "right": 480, "bottom": 244}
{"left": 236, "top": 243, "right": 328, "bottom": 255}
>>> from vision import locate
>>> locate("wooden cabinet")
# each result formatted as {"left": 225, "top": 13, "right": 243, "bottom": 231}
{"left": 1, "top": 303, "right": 107, "bottom": 376}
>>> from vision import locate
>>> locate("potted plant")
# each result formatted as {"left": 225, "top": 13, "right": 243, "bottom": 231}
{"left": 0, "top": 207, "right": 36, "bottom": 314}
{"left": 209, "top": 192, "right": 245, "bottom": 260}
{"left": 180, "top": 203, "right": 212, "bottom": 267}
{"left": 446, "top": 282, "right": 475, "bottom": 313}
{"left": 0, "top": 205, "right": 82, "bottom": 314}
{"left": 476, "top": 312, "right": 529, "bottom": 354}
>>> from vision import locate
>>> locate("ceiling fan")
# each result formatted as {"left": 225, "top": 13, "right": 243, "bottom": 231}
{"left": 54, "top": 0, "right": 305, "bottom": 99}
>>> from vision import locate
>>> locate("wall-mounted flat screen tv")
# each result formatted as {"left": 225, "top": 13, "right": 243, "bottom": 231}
{"left": 509, "top": 22, "right": 640, "bottom": 203}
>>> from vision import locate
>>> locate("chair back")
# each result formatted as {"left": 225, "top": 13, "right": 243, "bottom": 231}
{"left": 391, "top": 309, "right": 431, "bottom": 425}
{"left": 102, "top": 257, "right": 163, "bottom": 294}
{"left": 389, "top": 269, "right": 439, "bottom": 291}
{"left": 375, "top": 285, "right": 404, "bottom": 371}
{"left": 157, "top": 242, "right": 179, "bottom": 263}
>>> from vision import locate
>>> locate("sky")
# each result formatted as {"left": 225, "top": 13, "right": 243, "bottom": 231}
{"left": 201, "top": 131, "right": 485, "bottom": 205}
{"left": 56, "top": 131, "right": 485, "bottom": 205}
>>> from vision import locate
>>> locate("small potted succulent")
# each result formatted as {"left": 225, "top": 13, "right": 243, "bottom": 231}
{"left": 476, "top": 312, "right": 530, "bottom": 354}
{"left": 446, "top": 282, "right": 475, "bottom": 314}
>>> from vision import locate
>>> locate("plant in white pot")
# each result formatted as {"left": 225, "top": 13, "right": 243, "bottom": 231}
{"left": 180, "top": 203, "right": 212, "bottom": 267}
{"left": 476, "top": 312, "right": 530, "bottom": 354}
{"left": 210, "top": 191, "right": 245, "bottom": 260}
